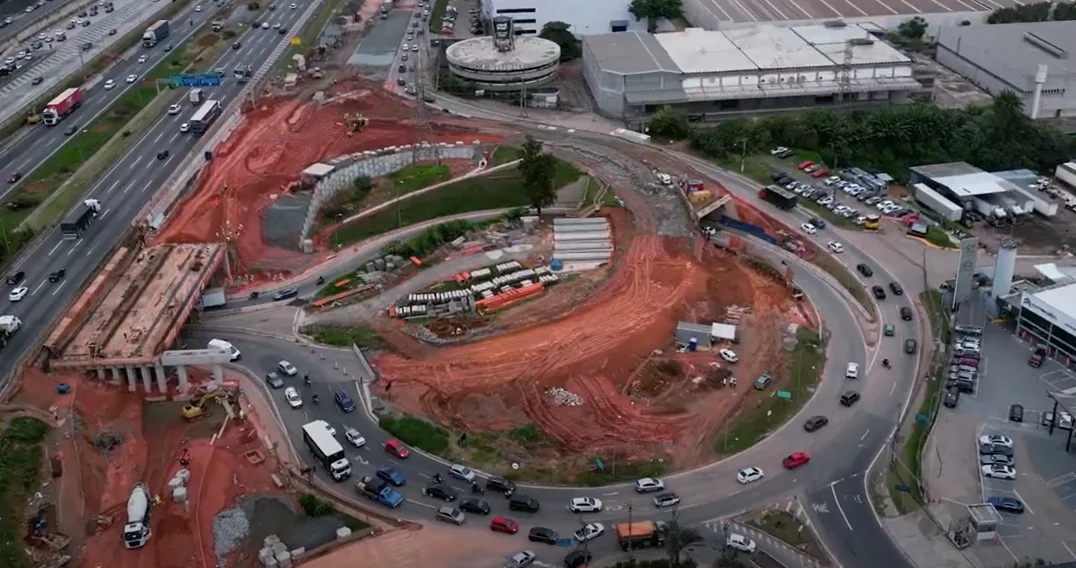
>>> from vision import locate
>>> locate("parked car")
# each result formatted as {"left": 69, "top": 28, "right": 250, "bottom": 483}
{"left": 1009, "top": 404, "right": 1024, "bottom": 423}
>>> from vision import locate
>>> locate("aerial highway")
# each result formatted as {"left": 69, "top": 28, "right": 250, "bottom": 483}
{"left": 0, "top": 4, "right": 312, "bottom": 382}
{"left": 0, "top": 0, "right": 78, "bottom": 43}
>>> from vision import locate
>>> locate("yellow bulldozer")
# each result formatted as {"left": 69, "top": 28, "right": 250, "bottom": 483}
{"left": 181, "top": 389, "right": 237, "bottom": 420}
{"left": 26, "top": 110, "right": 41, "bottom": 125}
{"left": 343, "top": 112, "right": 368, "bottom": 133}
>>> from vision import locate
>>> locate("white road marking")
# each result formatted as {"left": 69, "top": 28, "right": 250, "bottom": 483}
{"left": 47, "top": 241, "right": 62, "bottom": 256}
{"left": 66, "top": 238, "right": 82, "bottom": 255}
{"left": 889, "top": 382, "right": 897, "bottom": 396}
{"left": 51, "top": 280, "right": 66, "bottom": 296}
{"left": 1012, "top": 490, "right": 1034, "bottom": 514}
{"left": 31, "top": 281, "right": 45, "bottom": 296}
{"left": 830, "top": 482, "right": 853, "bottom": 531}
{"left": 405, "top": 498, "right": 436, "bottom": 510}
{"left": 104, "top": 179, "right": 122, "bottom": 194}
{"left": 602, "top": 492, "right": 619, "bottom": 496}
{"left": 860, "top": 429, "right": 870, "bottom": 441}
{"left": 1061, "top": 540, "right": 1076, "bottom": 560}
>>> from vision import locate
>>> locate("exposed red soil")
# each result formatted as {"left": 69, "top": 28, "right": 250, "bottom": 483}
{"left": 152, "top": 79, "right": 506, "bottom": 281}
{"left": 13, "top": 367, "right": 278, "bottom": 568}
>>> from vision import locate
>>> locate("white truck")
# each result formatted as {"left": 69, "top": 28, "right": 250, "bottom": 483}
{"left": 0, "top": 315, "right": 21, "bottom": 348}
{"left": 123, "top": 483, "right": 152, "bottom": 548}
{"left": 208, "top": 338, "right": 241, "bottom": 361}
{"left": 301, "top": 420, "right": 351, "bottom": 481}
{"left": 189, "top": 88, "right": 205, "bottom": 106}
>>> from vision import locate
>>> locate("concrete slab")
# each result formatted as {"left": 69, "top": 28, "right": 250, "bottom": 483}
{"left": 347, "top": 10, "right": 410, "bottom": 70}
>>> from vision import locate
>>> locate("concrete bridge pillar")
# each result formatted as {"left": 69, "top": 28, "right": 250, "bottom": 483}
{"left": 154, "top": 361, "right": 167, "bottom": 394}
{"left": 124, "top": 367, "right": 138, "bottom": 392}
{"left": 109, "top": 367, "right": 123, "bottom": 386}
{"left": 96, "top": 368, "right": 106, "bottom": 381}
{"left": 212, "top": 363, "right": 223, "bottom": 385}
{"left": 176, "top": 365, "right": 190, "bottom": 394}
{"left": 139, "top": 366, "right": 152, "bottom": 393}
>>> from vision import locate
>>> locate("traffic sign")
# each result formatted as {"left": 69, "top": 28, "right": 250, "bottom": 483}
{"left": 169, "top": 73, "right": 223, "bottom": 88}
{"left": 777, "top": 390, "right": 791, "bottom": 400}
{"left": 915, "top": 413, "right": 931, "bottom": 424}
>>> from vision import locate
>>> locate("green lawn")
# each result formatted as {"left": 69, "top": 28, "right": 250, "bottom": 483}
{"left": 275, "top": 0, "right": 351, "bottom": 73}
{"left": 490, "top": 145, "right": 521, "bottom": 165}
{"left": 379, "top": 414, "right": 451, "bottom": 457}
{"left": 428, "top": 0, "right": 448, "bottom": 32}
{"left": 0, "top": 417, "right": 50, "bottom": 568}
{"left": 923, "top": 226, "right": 958, "bottom": 249}
{"left": 716, "top": 328, "right": 824, "bottom": 453}
{"left": 329, "top": 160, "right": 581, "bottom": 246}
{"left": 386, "top": 163, "right": 451, "bottom": 196}
{"left": 303, "top": 325, "right": 382, "bottom": 348}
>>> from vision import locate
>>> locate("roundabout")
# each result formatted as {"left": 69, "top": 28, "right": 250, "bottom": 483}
{"left": 187, "top": 132, "right": 923, "bottom": 567}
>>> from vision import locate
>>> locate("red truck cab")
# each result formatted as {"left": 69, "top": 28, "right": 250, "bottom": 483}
{"left": 1029, "top": 347, "right": 1046, "bottom": 368}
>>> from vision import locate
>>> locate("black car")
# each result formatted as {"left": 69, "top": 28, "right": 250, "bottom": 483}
{"left": 1009, "top": 404, "right": 1024, "bottom": 423}
{"left": 871, "top": 285, "right": 886, "bottom": 300}
{"left": 422, "top": 483, "right": 458, "bottom": 502}
{"left": 486, "top": 476, "right": 516, "bottom": 494}
{"left": 508, "top": 494, "right": 540, "bottom": 512}
{"left": 31, "top": 76, "right": 43, "bottom": 85}
{"left": 278, "top": 27, "right": 286, "bottom": 34}
{"left": 6, "top": 271, "right": 25, "bottom": 285}
{"left": 803, "top": 415, "right": 829, "bottom": 432}
{"left": 273, "top": 287, "right": 298, "bottom": 301}
{"left": 900, "top": 306, "right": 913, "bottom": 321}
{"left": 943, "top": 387, "right": 959, "bottom": 408}
{"left": 857, "top": 264, "right": 873, "bottom": 277}
{"left": 840, "top": 390, "right": 860, "bottom": 406}
{"left": 82, "top": 42, "right": 93, "bottom": 51}
{"left": 459, "top": 497, "right": 490, "bottom": 514}
{"left": 48, "top": 269, "right": 65, "bottom": 282}
{"left": 948, "top": 378, "right": 975, "bottom": 393}
{"left": 564, "top": 550, "right": 593, "bottom": 568}
{"left": 7, "top": 171, "right": 22, "bottom": 184}
{"left": 232, "top": 41, "right": 242, "bottom": 49}
{"left": 64, "top": 123, "right": 78, "bottom": 136}
{"left": 396, "top": 77, "right": 405, "bottom": 86}
{"left": 398, "top": 64, "right": 406, "bottom": 73}
{"left": 528, "top": 526, "right": 559, "bottom": 545}
{"left": 889, "top": 282, "right": 903, "bottom": 295}
{"left": 156, "top": 150, "right": 170, "bottom": 160}
{"left": 979, "top": 443, "right": 1014, "bottom": 457}
{"left": 810, "top": 218, "right": 826, "bottom": 229}
{"left": 904, "top": 338, "right": 918, "bottom": 354}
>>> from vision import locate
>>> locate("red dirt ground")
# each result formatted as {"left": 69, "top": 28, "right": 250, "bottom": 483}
{"left": 14, "top": 368, "right": 278, "bottom": 568}
{"left": 373, "top": 209, "right": 795, "bottom": 467}
{"left": 152, "top": 80, "right": 507, "bottom": 280}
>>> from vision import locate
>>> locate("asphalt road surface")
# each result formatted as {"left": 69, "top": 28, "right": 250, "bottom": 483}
{"left": 0, "top": 0, "right": 77, "bottom": 43}
{"left": 0, "top": 6, "right": 308, "bottom": 383}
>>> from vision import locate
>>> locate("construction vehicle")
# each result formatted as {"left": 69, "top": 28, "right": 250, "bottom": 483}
{"left": 26, "top": 110, "right": 41, "bottom": 125}
{"left": 614, "top": 520, "right": 667, "bottom": 551}
{"left": 123, "top": 483, "right": 152, "bottom": 548}
{"left": 60, "top": 199, "right": 101, "bottom": 240}
{"left": 355, "top": 475, "right": 404, "bottom": 508}
{"left": 310, "top": 67, "right": 323, "bottom": 79}
{"left": 181, "top": 388, "right": 235, "bottom": 419}
{"left": 343, "top": 112, "right": 367, "bottom": 132}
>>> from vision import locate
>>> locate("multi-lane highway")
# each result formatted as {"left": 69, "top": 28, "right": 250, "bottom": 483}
{"left": 0, "top": 0, "right": 78, "bottom": 43}
{"left": 0, "top": 4, "right": 312, "bottom": 380}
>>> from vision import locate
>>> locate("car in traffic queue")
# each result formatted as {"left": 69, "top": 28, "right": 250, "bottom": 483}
{"left": 634, "top": 477, "right": 665, "bottom": 493}
{"left": 283, "top": 387, "right": 302, "bottom": 408}
{"left": 782, "top": 452, "right": 810, "bottom": 469}
{"left": 376, "top": 467, "right": 406, "bottom": 486}
{"left": 384, "top": 439, "right": 410, "bottom": 458}
{"left": 736, "top": 467, "right": 764, "bottom": 484}
{"left": 567, "top": 497, "right": 603, "bottom": 513}
{"left": 653, "top": 492, "right": 681, "bottom": 508}
{"left": 344, "top": 427, "right": 365, "bottom": 447}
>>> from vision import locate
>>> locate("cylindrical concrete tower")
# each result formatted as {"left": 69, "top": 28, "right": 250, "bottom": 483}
{"left": 992, "top": 237, "right": 1018, "bottom": 301}
{"left": 1031, "top": 64, "right": 1048, "bottom": 120}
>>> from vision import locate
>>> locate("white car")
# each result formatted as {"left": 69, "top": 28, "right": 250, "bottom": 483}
{"left": 277, "top": 360, "right": 298, "bottom": 376}
{"left": 737, "top": 467, "right": 764, "bottom": 484}
{"left": 449, "top": 463, "right": 475, "bottom": 482}
{"left": 138, "top": 54, "right": 148, "bottom": 63}
{"left": 634, "top": 477, "right": 665, "bottom": 493}
{"left": 344, "top": 427, "right": 366, "bottom": 447}
{"left": 104, "top": 79, "right": 115, "bottom": 90}
{"left": 126, "top": 74, "right": 137, "bottom": 83}
{"left": 726, "top": 533, "right": 757, "bottom": 553}
{"left": 410, "top": 43, "right": 418, "bottom": 51}
{"left": 8, "top": 286, "right": 29, "bottom": 302}
{"left": 506, "top": 551, "right": 536, "bottom": 568}
{"left": 719, "top": 349, "right": 738, "bottom": 363}
{"left": 290, "top": 2, "right": 297, "bottom": 7}
{"left": 574, "top": 522, "right": 604, "bottom": 542}
{"left": 800, "top": 222, "right": 817, "bottom": 235}
{"left": 179, "top": 122, "right": 190, "bottom": 133}
{"left": 195, "top": 4, "right": 202, "bottom": 10}
{"left": 769, "top": 146, "right": 789, "bottom": 156}
{"left": 273, "top": 22, "right": 282, "bottom": 28}
{"left": 568, "top": 497, "right": 603, "bottom": 513}
{"left": 283, "top": 386, "right": 302, "bottom": 408}
{"left": 262, "top": 22, "right": 270, "bottom": 29}
{"left": 168, "top": 104, "right": 181, "bottom": 115}
{"left": 845, "top": 362, "right": 859, "bottom": 379}
{"left": 981, "top": 465, "right": 1016, "bottom": 480}
{"left": 978, "top": 435, "right": 1014, "bottom": 448}
{"left": 827, "top": 241, "right": 844, "bottom": 253}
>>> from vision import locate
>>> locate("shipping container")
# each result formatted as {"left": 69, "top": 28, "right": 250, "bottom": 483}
{"left": 718, "top": 216, "right": 776, "bottom": 244}
{"left": 912, "top": 183, "right": 963, "bottom": 222}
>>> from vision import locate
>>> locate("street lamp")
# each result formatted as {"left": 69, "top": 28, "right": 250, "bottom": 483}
{"left": 627, "top": 502, "right": 634, "bottom": 558}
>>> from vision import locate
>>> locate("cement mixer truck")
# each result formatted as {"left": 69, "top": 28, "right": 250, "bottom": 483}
{"left": 123, "top": 483, "right": 152, "bottom": 548}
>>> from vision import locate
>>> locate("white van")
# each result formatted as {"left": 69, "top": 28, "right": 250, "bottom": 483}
{"left": 208, "top": 339, "right": 241, "bottom": 361}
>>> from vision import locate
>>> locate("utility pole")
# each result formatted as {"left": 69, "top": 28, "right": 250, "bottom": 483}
{"left": 579, "top": 518, "right": 590, "bottom": 560}
{"left": 739, "top": 139, "right": 747, "bottom": 173}
{"left": 627, "top": 502, "right": 634, "bottom": 558}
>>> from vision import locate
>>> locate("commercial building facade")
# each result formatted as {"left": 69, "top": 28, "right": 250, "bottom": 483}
{"left": 480, "top": 0, "right": 642, "bottom": 36}
{"left": 1017, "top": 283, "right": 1076, "bottom": 370}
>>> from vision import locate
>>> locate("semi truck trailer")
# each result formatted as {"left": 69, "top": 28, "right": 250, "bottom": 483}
{"left": 42, "top": 88, "right": 82, "bottom": 125}
{"left": 60, "top": 199, "right": 102, "bottom": 240}
{"left": 143, "top": 20, "right": 169, "bottom": 47}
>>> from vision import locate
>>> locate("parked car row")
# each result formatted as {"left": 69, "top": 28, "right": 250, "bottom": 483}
{"left": 978, "top": 434, "right": 1024, "bottom": 516}
{"left": 769, "top": 171, "right": 878, "bottom": 225}
{"left": 945, "top": 327, "right": 984, "bottom": 403}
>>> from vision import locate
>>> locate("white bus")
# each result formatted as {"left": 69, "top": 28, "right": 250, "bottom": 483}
{"left": 189, "top": 99, "right": 222, "bottom": 136}
{"left": 301, "top": 420, "right": 351, "bottom": 481}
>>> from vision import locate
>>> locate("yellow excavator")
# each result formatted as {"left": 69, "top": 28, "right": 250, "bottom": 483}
{"left": 26, "top": 110, "right": 41, "bottom": 125}
{"left": 343, "top": 112, "right": 368, "bottom": 133}
{"left": 181, "top": 389, "right": 236, "bottom": 420}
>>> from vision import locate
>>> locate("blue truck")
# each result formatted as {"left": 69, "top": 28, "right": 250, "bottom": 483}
{"left": 356, "top": 476, "right": 404, "bottom": 508}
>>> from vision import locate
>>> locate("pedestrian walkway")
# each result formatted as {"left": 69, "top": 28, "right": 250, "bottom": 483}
{"left": 299, "top": 524, "right": 523, "bottom": 568}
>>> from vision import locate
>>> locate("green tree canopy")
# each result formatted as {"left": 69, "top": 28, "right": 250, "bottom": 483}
{"left": 518, "top": 135, "right": 557, "bottom": 215}
{"left": 647, "top": 105, "right": 691, "bottom": 140}
{"left": 896, "top": 16, "right": 927, "bottom": 40}
{"left": 629, "top": 0, "right": 684, "bottom": 32}
{"left": 987, "top": 1, "right": 1076, "bottom": 23}
{"left": 539, "top": 21, "right": 581, "bottom": 61}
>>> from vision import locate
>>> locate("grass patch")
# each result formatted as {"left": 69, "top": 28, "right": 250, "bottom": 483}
{"left": 573, "top": 459, "right": 667, "bottom": 487}
{"left": 275, "top": 0, "right": 351, "bottom": 74}
{"left": 428, "top": 0, "right": 448, "bottom": 32}
{"left": 490, "top": 145, "right": 521, "bottom": 165}
{"left": 716, "top": 328, "right": 824, "bottom": 454}
{"left": 813, "top": 253, "right": 877, "bottom": 320}
{"left": 386, "top": 163, "right": 451, "bottom": 195}
{"left": 303, "top": 325, "right": 382, "bottom": 348}
{"left": 506, "top": 423, "right": 544, "bottom": 445}
{"left": 924, "top": 226, "right": 958, "bottom": 249}
{"left": 379, "top": 414, "right": 451, "bottom": 457}
{"left": 715, "top": 155, "right": 773, "bottom": 185}
{"left": 747, "top": 510, "right": 824, "bottom": 559}
{"left": 0, "top": 417, "right": 50, "bottom": 568}
{"left": 329, "top": 160, "right": 581, "bottom": 246}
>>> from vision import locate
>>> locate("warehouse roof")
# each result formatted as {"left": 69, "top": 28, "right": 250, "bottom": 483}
{"left": 791, "top": 24, "right": 910, "bottom": 66}
{"left": 655, "top": 28, "right": 756, "bottom": 74}
{"left": 937, "top": 21, "right": 1076, "bottom": 90}
{"left": 911, "top": 162, "right": 1011, "bottom": 198}
{"left": 583, "top": 31, "right": 679, "bottom": 75}
{"left": 724, "top": 26, "right": 832, "bottom": 69}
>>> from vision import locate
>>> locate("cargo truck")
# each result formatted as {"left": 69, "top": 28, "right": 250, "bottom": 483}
{"left": 42, "top": 87, "right": 81, "bottom": 125}
{"left": 123, "top": 483, "right": 152, "bottom": 548}
{"left": 211, "top": 18, "right": 224, "bottom": 32}
{"left": 614, "top": 521, "right": 667, "bottom": 550}
{"left": 355, "top": 475, "right": 404, "bottom": 508}
{"left": 759, "top": 185, "right": 798, "bottom": 210}
{"left": 60, "top": 199, "right": 101, "bottom": 240}
{"left": 189, "top": 88, "right": 205, "bottom": 105}
{"left": 912, "top": 183, "right": 963, "bottom": 222}
{"left": 143, "top": 20, "right": 169, "bottom": 47}
{"left": 0, "top": 315, "right": 22, "bottom": 348}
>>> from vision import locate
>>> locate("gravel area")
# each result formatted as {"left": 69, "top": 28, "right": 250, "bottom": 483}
{"left": 212, "top": 506, "right": 251, "bottom": 561}
{"left": 240, "top": 495, "right": 349, "bottom": 553}
{"left": 262, "top": 193, "right": 313, "bottom": 251}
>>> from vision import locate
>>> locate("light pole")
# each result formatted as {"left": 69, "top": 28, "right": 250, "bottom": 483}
{"left": 627, "top": 502, "right": 634, "bottom": 558}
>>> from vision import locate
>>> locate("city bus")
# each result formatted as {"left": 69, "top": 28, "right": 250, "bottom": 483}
{"left": 189, "top": 99, "right": 222, "bottom": 136}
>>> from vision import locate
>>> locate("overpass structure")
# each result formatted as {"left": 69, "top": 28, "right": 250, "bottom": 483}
{"left": 43, "top": 242, "right": 229, "bottom": 393}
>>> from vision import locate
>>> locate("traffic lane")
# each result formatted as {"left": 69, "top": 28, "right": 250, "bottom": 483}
{"left": 809, "top": 476, "right": 912, "bottom": 568}
{"left": 0, "top": 0, "right": 79, "bottom": 41}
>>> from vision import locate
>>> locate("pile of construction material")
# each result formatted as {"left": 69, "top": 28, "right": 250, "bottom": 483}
{"left": 168, "top": 469, "right": 191, "bottom": 503}
{"left": 723, "top": 305, "right": 752, "bottom": 325}
{"left": 552, "top": 217, "right": 612, "bottom": 268}
{"left": 546, "top": 386, "right": 584, "bottom": 407}
{"left": 391, "top": 261, "right": 560, "bottom": 319}
{"left": 258, "top": 535, "right": 297, "bottom": 568}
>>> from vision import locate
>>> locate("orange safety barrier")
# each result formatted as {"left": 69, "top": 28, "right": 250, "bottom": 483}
{"left": 476, "top": 283, "right": 544, "bottom": 312}
{"left": 388, "top": 305, "right": 397, "bottom": 318}
{"left": 461, "top": 246, "right": 483, "bottom": 256}
{"left": 332, "top": 278, "right": 352, "bottom": 288}
{"left": 409, "top": 256, "right": 422, "bottom": 266}
{"left": 310, "top": 283, "right": 375, "bottom": 307}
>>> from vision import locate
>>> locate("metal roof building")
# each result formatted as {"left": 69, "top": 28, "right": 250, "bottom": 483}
{"left": 582, "top": 23, "right": 921, "bottom": 126}
{"left": 675, "top": 322, "right": 714, "bottom": 348}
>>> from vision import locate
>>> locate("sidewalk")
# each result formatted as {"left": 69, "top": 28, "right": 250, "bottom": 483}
{"left": 299, "top": 524, "right": 523, "bottom": 568}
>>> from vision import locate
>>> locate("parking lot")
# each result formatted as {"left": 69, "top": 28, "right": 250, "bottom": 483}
{"left": 1041, "top": 368, "right": 1076, "bottom": 394}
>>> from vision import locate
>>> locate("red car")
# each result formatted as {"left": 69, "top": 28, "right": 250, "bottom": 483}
{"left": 782, "top": 452, "right": 810, "bottom": 469}
{"left": 797, "top": 160, "right": 813, "bottom": 170}
{"left": 490, "top": 516, "right": 519, "bottom": 534}
{"left": 811, "top": 167, "right": 830, "bottom": 178}
{"left": 952, "top": 357, "right": 978, "bottom": 367}
{"left": 384, "top": 439, "right": 409, "bottom": 458}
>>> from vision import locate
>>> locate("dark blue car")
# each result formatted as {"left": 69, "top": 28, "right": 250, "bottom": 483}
{"left": 377, "top": 466, "right": 406, "bottom": 487}
{"left": 987, "top": 496, "right": 1024, "bottom": 514}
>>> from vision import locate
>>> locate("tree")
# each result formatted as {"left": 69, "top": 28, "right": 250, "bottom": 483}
{"left": 712, "top": 549, "right": 748, "bottom": 568}
{"left": 663, "top": 518, "right": 703, "bottom": 567}
{"left": 629, "top": 0, "right": 684, "bottom": 33}
{"left": 647, "top": 106, "right": 690, "bottom": 139}
{"left": 518, "top": 135, "right": 557, "bottom": 216}
{"left": 539, "top": 21, "right": 580, "bottom": 61}
{"left": 896, "top": 16, "right": 927, "bottom": 41}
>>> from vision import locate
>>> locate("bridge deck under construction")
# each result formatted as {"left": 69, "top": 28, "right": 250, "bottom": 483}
{"left": 46, "top": 243, "right": 225, "bottom": 369}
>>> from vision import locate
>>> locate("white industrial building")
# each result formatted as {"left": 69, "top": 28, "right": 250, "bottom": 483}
{"left": 936, "top": 21, "right": 1076, "bottom": 120}
{"left": 581, "top": 22, "right": 921, "bottom": 125}
{"left": 480, "top": 0, "right": 643, "bottom": 36}
{"left": 908, "top": 162, "right": 1059, "bottom": 224}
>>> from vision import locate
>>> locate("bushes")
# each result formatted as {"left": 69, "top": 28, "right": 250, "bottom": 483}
{"left": 299, "top": 493, "right": 335, "bottom": 517}
{"left": 303, "top": 325, "right": 382, "bottom": 348}
{"left": 0, "top": 417, "right": 50, "bottom": 568}
{"left": 383, "top": 220, "right": 473, "bottom": 259}
{"left": 379, "top": 415, "right": 451, "bottom": 457}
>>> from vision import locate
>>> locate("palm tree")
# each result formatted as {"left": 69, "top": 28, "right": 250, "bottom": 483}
{"left": 664, "top": 519, "right": 703, "bottom": 567}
